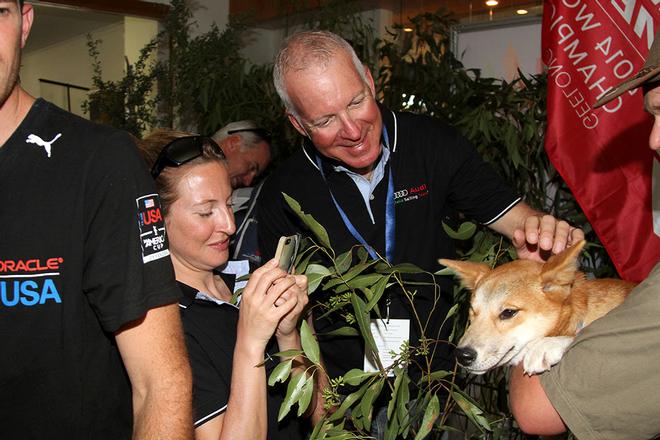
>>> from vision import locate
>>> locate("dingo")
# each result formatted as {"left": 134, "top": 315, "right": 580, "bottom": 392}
{"left": 440, "top": 241, "right": 635, "bottom": 375}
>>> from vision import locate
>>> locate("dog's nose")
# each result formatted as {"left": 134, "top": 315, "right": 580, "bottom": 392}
{"left": 455, "top": 347, "right": 477, "bottom": 366}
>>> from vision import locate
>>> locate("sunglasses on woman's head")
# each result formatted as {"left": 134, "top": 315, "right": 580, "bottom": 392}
{"left": 150, "top": 136, "right": 225, "bottom": 178}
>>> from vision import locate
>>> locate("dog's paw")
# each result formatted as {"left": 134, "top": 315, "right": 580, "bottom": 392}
{"left": 522, "top": 336, "right": 574, "bottom": 375}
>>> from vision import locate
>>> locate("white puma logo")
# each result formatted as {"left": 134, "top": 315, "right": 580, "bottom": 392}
{"left": 26, "top": 133, "right": 62, "bottom": 158}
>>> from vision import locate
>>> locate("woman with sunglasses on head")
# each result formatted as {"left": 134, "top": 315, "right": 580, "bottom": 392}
{"left": 139, "top": 129, "right": 313, "bottom": 439}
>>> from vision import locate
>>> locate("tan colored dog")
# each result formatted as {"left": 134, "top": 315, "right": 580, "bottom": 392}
{"left": 440, "top": 241, "right": 635, "bottom": 375}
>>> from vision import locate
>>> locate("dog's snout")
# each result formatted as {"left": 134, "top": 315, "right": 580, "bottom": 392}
{"left": 455, "top": 347, "right": 477, "bottom": 366}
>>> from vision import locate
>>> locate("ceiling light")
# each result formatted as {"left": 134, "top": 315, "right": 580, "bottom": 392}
{"left": 485, "top": 0, "right": 499, "bottom": 6}
{"left": 516, "top": 9, "right": 528, "bottom": 15}
{"left": 403, "top": 27, "right": 413, "bottom": 32}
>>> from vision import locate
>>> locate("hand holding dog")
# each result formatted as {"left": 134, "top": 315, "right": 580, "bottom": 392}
{"left": 513, "top": 214, "right": 585, "bottom": 262}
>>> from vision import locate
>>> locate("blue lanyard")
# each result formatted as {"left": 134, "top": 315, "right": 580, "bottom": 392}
{"left": 314, "top": 128, "right": 395, "bottom": 263}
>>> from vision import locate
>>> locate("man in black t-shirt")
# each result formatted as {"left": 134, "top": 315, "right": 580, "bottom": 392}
{"left": 0, "top": 2, "right": 192, "bottom": 438}
{"left": 258, "top": 30, "right": 584, "bottom": 383}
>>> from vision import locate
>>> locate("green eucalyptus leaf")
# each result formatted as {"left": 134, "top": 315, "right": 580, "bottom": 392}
{"left": 300, "top": 320, "right": 320, "bottom": 365}
{"left": 278, "top": 372, "right": 307, "bottom": 422}
{"left": 350, "top": 293, "right": 378, "bottom": 354}
{"left": 424, "top": 370, "right": 453, "bottom": 382}
{"left": 396, "top": 373, "right": 410, "bottom": 428}
{"left": 359, "top": 286, "right": 374, "bottom": 305}
{"left": 451, "top": 389, "right": 492, "bottom": 432}
{"left": 305, "top": 264, "right": 332, "bottom": 294}
{"left": 307, "top": 273, "right": 328, "bottom": 294}
{"left": 297, "top": 375, "right": 315, "bottom": 416}
{"left": 364, "top": 274, "right": 390, "bottom": 312}
{"left": 357, "top": 246, "right": 369, "bottom": 264}
{"left": 316, "top": 301, "right": 350, "bottom": 320}
{"left": 328, "top": 380, "right": 370, "bottom": 422}
{"left": 444, "top": 302, "right": 459, "bottom": 321}
{"left": 334, "top": 273, "right": 383, "bottom": 293}
{"left": 305, "top": 264, "right": 332, "bottom": 276}
{"left": 414, "top": 394, "right": 440, "bottom": 440}
{"left": 343, "top": 368, "right": 378, "bottom": 386}
{"left": 318, "top": 326, "right": 359, "bottom": 337}
{"left": 325, "top": 435, "right": 355, "bottom": 440}
{"left": 442, "top": 221, "right": 477, "bottom": 241}
{"left": 309, "top": 420, "right": 331, "bottom": 440}
{"left": 334, "top": 250, "right": 353, "bottom": 274}
{"left": 387, "top": 367, "right": 404, "bottom": 420}
{"left": 384, "top": 410, "right": 400, "bottom": 440}
{"left": 360, "top": 378, "right": 384, "bottom": 425}
{"left": 323, "top": 261, "right": 374, "bottom": 290}
{"left": 378, "top": 262, "right": 426, "bottom": 274}
{"left": 270, "top": 349, "right": 303, "bottom": 359}
{"left": 294, "top": 246, "right": 318, "bottom": 275}
{"left": 283, "top": 193, "right": 332, "bottom": 249}
{"left": 255, "top": 348, "right": 302, "bottom": 367}
{"left": 268, "top": 359, "right": 292, "bottom": 386}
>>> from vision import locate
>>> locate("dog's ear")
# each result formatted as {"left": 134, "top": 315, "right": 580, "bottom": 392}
{"left": 439, "top": 259, "right": 490, "bottom": 291}
{"left": 540, "top": 240, "right": 586, "bottom": 293}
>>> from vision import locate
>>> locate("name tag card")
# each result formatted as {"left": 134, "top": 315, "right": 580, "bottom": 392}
{"left": 363, "top": 319, "right": 410, "bottom": 377}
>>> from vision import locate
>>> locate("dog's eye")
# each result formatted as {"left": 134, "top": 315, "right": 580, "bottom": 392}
{"left": 499, "top": 309, "right": 518, "bottom": 320}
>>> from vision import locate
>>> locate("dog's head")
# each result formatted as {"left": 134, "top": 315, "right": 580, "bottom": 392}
{"left": 439, "top": 241, "right": 585, "bottom": 374}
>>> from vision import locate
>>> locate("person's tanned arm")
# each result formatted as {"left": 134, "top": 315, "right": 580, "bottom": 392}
{"left": 509, "top": 364, "right": 566, "bottom": 435}
{"left": 116, "top": 303, "right": 193, "bottom": 439}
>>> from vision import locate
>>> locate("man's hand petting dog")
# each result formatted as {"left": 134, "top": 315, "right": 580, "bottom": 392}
{"left": 513, "top": 214, "right": 585, "bottom": 262}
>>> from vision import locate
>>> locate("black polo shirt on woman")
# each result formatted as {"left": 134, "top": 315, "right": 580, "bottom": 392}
{"left": 257, "top": 105, "right": 520, "bottom": 380}
{"left": 178, "top": 278, "right": 305, "bottom": 439}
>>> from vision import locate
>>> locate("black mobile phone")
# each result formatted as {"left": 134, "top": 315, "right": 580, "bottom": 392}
{"left": 274, "top": 234, "right": 300, "bottom": 273}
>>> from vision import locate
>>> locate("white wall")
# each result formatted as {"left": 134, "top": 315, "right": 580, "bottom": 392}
{"left": 241, "top": 8, "right": 395, "bottom": 66}
{"left": 456, "top": 19, "right": 543, "bottom": 81}
{"left": 21, "top": 22, "right": 124, "bottom": 116}
{"left": 190, "top": 0, "right": 229, "bottom": 36}
{"left": 124, "top": 16, "right": 159, "bottom": 64}
{"left": 21, "top": 15, "right": 159, "bottom": 117}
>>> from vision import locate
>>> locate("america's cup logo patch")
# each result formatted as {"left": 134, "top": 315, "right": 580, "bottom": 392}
{"left": 136, "top": 194, "right": 170, "bottom": 263}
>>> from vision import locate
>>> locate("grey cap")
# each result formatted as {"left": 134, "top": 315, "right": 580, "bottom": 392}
{"left": 594, "top": 31, "right": 660, "bottom": 108}
{"left": 212, "top": 120, "right": 271, "bottom": 142}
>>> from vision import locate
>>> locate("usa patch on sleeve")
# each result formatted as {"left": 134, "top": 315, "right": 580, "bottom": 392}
{"left": 136, "top": 193, "right": 170, "bottom": 263}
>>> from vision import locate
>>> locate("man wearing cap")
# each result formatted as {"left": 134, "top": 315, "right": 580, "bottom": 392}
{"left": 509, "top": 33, "right": 660, "bottom": 439}
{"left": 212, "top": 120, "right": 272, "bottom": 189}
{"left": 0, "top": 1, "right": 192, "bottom": 437}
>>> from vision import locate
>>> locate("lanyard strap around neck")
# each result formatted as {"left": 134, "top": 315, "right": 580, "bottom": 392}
{"left": 314, "top": 129, "right": 395, "bottom": 263}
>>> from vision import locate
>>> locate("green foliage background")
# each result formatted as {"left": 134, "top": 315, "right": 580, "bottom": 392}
{"left": 85, "top": 0, "right": 614, "bottom": 276}
{"left": 85, "top": 1, "right": 615, "bottom": 437}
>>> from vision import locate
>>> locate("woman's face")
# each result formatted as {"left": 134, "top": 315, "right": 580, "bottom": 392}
{"left": 165, "top": 160, "right": 236, "bottom": 273}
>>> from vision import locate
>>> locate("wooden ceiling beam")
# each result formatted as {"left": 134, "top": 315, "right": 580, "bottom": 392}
{"left": 229, "top": 0, "right": 541, "bottom": 25}
{"left": 39, "top": 0, "right": 170, "bottom": 20}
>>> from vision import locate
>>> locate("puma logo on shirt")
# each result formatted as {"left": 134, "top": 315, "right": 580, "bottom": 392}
{"left": 26, "top": 133, "right": 62, "bottom": 158}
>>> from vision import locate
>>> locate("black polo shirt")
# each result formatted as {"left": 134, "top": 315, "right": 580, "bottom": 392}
{"left": 257, "top": 104, "right": 520, "bottom": 379}
{"left": 178, "top": 277, "right": 305, "bottom": 439}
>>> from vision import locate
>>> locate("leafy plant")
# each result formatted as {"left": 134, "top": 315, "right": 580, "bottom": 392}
{"left": 376, "top": 9, "right": 614, "bottom": 277}
{"left": 272, "top": 195, "right": 497, "bottom": 439}
{"left": 83, "top": 36, "right": 159, "bottom": 137}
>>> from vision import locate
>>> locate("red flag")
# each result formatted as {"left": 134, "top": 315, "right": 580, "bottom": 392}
{"left": 542, "top": 0, "right": 660, "bottom": 282}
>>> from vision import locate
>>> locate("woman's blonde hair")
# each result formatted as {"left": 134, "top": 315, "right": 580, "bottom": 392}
{"left": 138, "top": 129, "right": 227, "bottom": 215}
